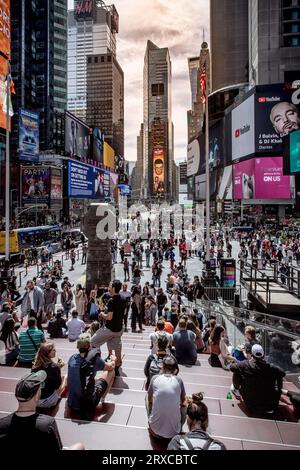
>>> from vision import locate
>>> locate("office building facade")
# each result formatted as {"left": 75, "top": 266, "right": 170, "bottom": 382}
{"left": 68, "top": 0, "right": 118, "bottom": 121}
{"left": 143, "top": 40, "right": 174, "bottom": 201}
{"left": 249, "top": 0, "right": 300, "bottom": 85}
{"left": 11, "top": 0, "right": 68, "bottom": 151}
{"left": 86, "top": 52, "right": 124, "bottom": 157}
{"left": 210, "top": 0, "right": 249, "bottom": 93}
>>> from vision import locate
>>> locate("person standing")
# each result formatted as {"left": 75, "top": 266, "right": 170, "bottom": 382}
{"left": 156, "top": 288, "right": 168, "bottom": 317}
{"left": 43, "top": 282, "right": 58, "bottom": 320}
{"left": 145, "top": 245, "right": 151, "bottom": 268}
{"left": 81, "top": 244, "right": 88, "bottom": 265}
{"left": 21, "top": 281, "right": 44, "bottom": 328}
{"left": 69, "top": 249, "right": 76, "bottom": 271}
{"left": 91, "top": 280, "right": 126, "bottom": 375}
{"left": 120, "top": 284, "right": 131, "bottom": 333}
{"left": 61, "top": 285, "right": 74, "bottom": 318}
{"left": 123, "top": 258, "right": 130, "bottom": 282}
{"left": 75, "top": 285, "right": 86, "bottom": 320}
{"left": 131, "top": 286, "right": 143, "bottom": 333}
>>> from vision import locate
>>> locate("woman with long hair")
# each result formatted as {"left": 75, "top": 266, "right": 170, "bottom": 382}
{"left": 168, "top": 393, "right": 226, "bottom": 450}
{"left": 0, "top": 318, "right": 19, "bottom": 366}
{"left": 32, "top": 342, "right": 66, "bottom": 409}
{"left": 87, "top": 289, "right": 100, "bottom": 321}
{"left": 209, "top": 325, "right": 236, "bottom": 369}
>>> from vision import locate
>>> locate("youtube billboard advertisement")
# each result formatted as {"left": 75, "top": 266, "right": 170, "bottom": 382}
{"left": 230, "top": 83, "right": 300, "bottom": 162}
{"left": 233, "top": 157, "right": 291, "bottom": 200}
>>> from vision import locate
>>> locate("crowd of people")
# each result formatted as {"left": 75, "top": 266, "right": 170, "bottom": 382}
{"left": 0, "top": 225, "right": 300, "bottom": 450}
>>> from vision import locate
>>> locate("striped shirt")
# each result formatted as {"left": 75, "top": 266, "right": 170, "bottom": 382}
{"left": 19, "top": 328, "right": 44, "bottom": 362}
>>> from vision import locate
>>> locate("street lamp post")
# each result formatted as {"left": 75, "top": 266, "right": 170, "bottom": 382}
{"left": 4, "top": 57, "right": 11, "bottom": 262}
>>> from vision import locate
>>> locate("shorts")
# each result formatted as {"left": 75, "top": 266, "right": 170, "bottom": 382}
{"left": 38, "top": 390, "right": 60, "bottom": 409}
{"left": 91, "top": 327, "right": 123, "bottom": 352}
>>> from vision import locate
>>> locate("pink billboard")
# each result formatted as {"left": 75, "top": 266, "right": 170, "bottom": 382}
{"left": 233, "top": 157, "right": 291, "bottom": 200}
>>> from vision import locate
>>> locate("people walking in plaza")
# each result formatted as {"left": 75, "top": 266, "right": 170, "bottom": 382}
{"left": 21, "top": 280, "right": 44, "bottom": 328}
{"left": 69, "top": 249, "right": 76, "bottom": 271}
{"left": 123, "top": 258, "right": 130, "bottom": 282}
{"left": 81, "top": 243, "right": 88, "bottom": 264}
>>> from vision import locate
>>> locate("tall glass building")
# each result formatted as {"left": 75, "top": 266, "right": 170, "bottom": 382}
{"left": 11, "top": 0, "right": 68, "bottom": 150}
{"left": 68, "top": 0, "right": 118, "bottom": 121}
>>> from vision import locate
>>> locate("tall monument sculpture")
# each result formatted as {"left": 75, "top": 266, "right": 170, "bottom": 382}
{"left": 82, "top": 203, "right": 115, "bottom": 294}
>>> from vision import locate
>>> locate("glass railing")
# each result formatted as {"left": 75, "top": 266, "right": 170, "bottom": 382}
{"left": 182, "top": 298, "right": 300, "bottom": 381}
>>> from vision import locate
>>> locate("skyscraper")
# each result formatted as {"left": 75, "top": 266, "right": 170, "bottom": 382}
{"left": 210, "top": 0, "right": 249, "bottom": 93}
{"left": 143, "top": 40, "right": 174, "bottom": 201}
{"left": 131, "top": 124, "right": 144, "bottom": 201}
{"left": 68, "top": 0, "right": 119, "bottom": 121}
{"left": 11, "top": 0, "right": 68, "bottom": 150}
{"left": 86, "top": 51, "right": 124, "bottom": 157}
{"left": 249, "top": 0, "right": 300, "bottom": 85}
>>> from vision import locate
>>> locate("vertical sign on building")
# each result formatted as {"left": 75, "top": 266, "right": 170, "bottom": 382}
{"left": 0, "top": 0, "right": 11, "bottom": 130}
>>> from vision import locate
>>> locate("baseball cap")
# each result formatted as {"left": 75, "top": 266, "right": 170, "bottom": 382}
{"left": 251, "top": 344, "right": 264, "bottom": 359}
{"left": 15, "top": 371, "right": 47, "bottom": 402}
{"left": 77, "top": 334, "right": 91, "bottom": 352}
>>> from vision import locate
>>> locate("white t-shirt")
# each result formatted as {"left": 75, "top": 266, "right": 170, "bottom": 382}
{"left": 66, "top": 318, "right": 85, "bottom": 341}
{"left": 148, "top": 374, "right": 185, "bottom": 439}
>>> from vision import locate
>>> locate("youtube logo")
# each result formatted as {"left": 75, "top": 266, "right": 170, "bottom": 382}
{"left": 235, "top": 129, "right": 240, "bottom": 138}
{"left": 258, "top": 97, "right": 266, "bottom": 103}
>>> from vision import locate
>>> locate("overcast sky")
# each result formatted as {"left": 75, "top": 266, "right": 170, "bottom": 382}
{"left": 68, "top": 0, "right": 209, "bottom": 162}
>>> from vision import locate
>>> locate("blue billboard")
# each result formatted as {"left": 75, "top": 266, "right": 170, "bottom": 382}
{"left": 68, "top": 161, "right": 111, "bottom": 199}
{"left": 18, "top": 109, "right": 39, "bottom": 162}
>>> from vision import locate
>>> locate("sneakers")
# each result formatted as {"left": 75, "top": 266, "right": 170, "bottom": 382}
{"left": 230, "top": 384, "right": 242, "bottom": 400}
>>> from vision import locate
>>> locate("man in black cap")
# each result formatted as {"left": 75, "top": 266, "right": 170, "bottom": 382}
{"left": 0, "top": 371, "right": 84, "bottom": 450}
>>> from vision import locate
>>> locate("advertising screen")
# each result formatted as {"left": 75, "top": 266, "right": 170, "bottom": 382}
{"left": 289, "top": 129, "right": 300, "bottom": 174}
{"left": 153, "top": 146, "right": 165, "bottom": 194}
{"left": 255, "top": 84, "right": 300, "bottom": 154}
{"left": 209, "top": 119, "right": 224, "bottom": 168}
{"left": 220, "top": 259, "right": 236, "bottom": 288}
{"left": 92, "top": 127, "right": 104, "bottom": 164}
{"left": 232, "top": 93, "right": 255, "bottom": 161}
{"left": 74, "top": 0, "right": 94, "bottom": 21}
{"left": 21, "top": 167, "right": 50, "bottom": 206}
{"left": 50, "top": 169, "right": 62, "bottom": 200}
{"left": 233, "top": 157, "right": 291, "bottom": 200}
{"left": 0, "top": 0, "right": 10, "bottom": 131}
{"left": 65, "top": 111, "right": 91, "bottom": 159}
{"left": 118, "top": 184, "right": 131, "bottom": 196}
{"left": 18, "top": 109, "right": 39, "bottom": 162}
{"left": 68, "top": 161, "right": 111, "bottom": 200}
{"left": 94, "top": 168, "right": 110, "bottom": 199}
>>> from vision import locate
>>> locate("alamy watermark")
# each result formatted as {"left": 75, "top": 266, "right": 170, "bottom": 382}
{"left": 95, "top": 197, "right": 206, "bottom": 242}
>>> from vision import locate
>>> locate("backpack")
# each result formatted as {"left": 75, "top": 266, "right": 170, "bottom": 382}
{"left": 181, "top": 434, "right": 214, "bottom": 450}
{"left": 149, "top": 355, "right": 165, "bottom": 381}
{"left": 79, "top": 349, "right": 100, "bottom": 408}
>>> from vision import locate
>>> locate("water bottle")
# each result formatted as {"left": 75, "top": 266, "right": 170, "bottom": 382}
{"left": 227, "top": 391, "right": 233, "bottom": 400}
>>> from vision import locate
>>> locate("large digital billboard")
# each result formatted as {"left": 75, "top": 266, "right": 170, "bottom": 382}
{"left": 0, "top": 0, "right": 11, "bottom": 131}
{"left": 18, "top": 109, "right": 39, "bottom": 162}
{"left": 187, "top": 137, "right": 202, "bottom": 177}
{"left": 231, "top": 93, "right": 255, "bottom": 161}
{"left": 284, "top": 130, "right": 300, "bottom": 174}
{"left": 21, "top": 166, "right": 50, "bottom": 206}
{"left": 153, "top": 146, "right": 165, "bottom": 194}
{"left": 233, "top": 157, "right": 291, "bottom": 200}
{"left": 65, "top": 111, "right": 91, "bottom": 159}
{"left": 255, "top": 84, "right": 300, "bottom": 154}
{"left": 68, "top": 161, "right": 111, "bottom": 200}
{"left": 50, "top": 169, "right": 62, "bottom": 200}
{"left": 229, "top": 83, "right": 300, "bottom": 163}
